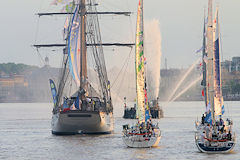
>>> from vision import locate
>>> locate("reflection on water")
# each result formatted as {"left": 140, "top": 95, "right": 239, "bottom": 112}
{"left": 0, "top": 102, "right": 239, "bottom": 160}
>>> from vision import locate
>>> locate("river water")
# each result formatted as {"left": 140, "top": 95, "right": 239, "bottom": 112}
{"left": 0, "top": 101, "right": 240, "bottom": 160}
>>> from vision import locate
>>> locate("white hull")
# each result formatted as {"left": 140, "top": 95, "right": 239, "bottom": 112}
{"left": 194, "top": 124, "right": 236, "bottom": 153}
{"left": 195, "top": 132, "right": 235, "bottom": 153}
{"left": 51, "top": 110, "right": 114, "bottom": 134}
{"left": 122, "top": 129, "right": 161, "bottom": 148}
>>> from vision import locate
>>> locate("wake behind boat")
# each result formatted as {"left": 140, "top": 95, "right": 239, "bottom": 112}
{"left": 195, "top": 0, "right": 236, "bottom": 153}
{"left": 122, "top": 0, "right": 161, "bottom": 148}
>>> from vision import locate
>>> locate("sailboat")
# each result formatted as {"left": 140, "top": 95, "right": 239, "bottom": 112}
{"left": 195, "top": 0, "right": 236, "bottom": 153}
{"left": 122, "top": 0, "right": 161, "bottom": 148}
{"left": 35, "top": 0, "right": 133, "bottom": 135}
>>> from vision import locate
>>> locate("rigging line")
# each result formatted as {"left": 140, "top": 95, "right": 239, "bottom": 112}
{"left": 102, "top": 0, "right": 125, "bottom": 11}
{"left": 110, "top": 47, "right": 133, "bottom": 88}
{"left": 34, "top": 0, "right": 45, "bottom": 48}
{"left": 36, "top": 49, "right": 45, "bottom": 66}
{"left": 220, "top": 32, "right": 224, "bottom": 67}
{"left": 127, "top": 48, "right": 135, "bottom": 97}
{"left": 69, "top": 76, "right": 73, "bottom": 96}
{"left": 88, "top": 45, "right": 101, "bottom": 94}
{"left": 126, "top": 0, "right": 134, "bottom": 42}
{"left": 115, "top": 49, "right": 132, "bottom": 98}
{"left": 34, "top": 16, "right": 41, "bottom": 45}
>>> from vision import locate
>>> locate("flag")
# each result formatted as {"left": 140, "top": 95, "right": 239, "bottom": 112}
{"left": 63, "top": 17, "right": 69, "bottom": 39}
{"left": 204, "top": 111, "right": 212, "bottom": 124}
{"left": 201, "top": 89, "right": 204, "bottom": 97}
{"left": 68, "top": 5, "right": 81, "bottom": 86}
{"left": 61, "top": 2, "right": 75, "bottom": 13}
{"left": 49, "top": 79, "right": 57, "bottom": 107}
{"left": 51, "top": 0, "right": 70, "bottom": 5}
{"left": 195, "top": 46, "right": 203, "bottom": 54}
{"left": 222, "top": 105, "right": 225, "bottom": 115}
{"left": 145, "top": 110, "right": 150, "bottom": 122}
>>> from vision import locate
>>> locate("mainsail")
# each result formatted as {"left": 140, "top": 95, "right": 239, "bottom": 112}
{"left": 136, "top": 0, "right": 145, "bottom": 123}
{"left": 213, "top": 8, "right": 223, "bottom": 116}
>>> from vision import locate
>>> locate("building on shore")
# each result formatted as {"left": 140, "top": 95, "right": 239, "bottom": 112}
{"left": 222, "top": 57, "right": 240, "bottom": 73}
{"left": 0, "top": 74, "right": 28, "bottom": 102}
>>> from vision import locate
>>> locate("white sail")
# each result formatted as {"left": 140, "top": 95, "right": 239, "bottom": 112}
{"left": 213, "top": 8, "right": 223, "bottom": 116}
{"left": 206, "top": 0, "right": 217, "bottom": 129}
{"left": 136, "top": 0, "right": 145, "bottom": 123}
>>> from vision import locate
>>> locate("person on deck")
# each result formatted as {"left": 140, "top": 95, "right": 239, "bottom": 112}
{"left": 205, "top": 124, "right": 210, "bottom": 139}
{"left": 220, "top": 125, "right": 225, "bottom": 133}
{"left": 201, "top": 131, "right": 206, "bottom": 143}
{"left": 227, "top": 130, "right": 232, "bottom": 140}
{"left": 201, "top": 114, "right": 205, "bottom": 125}
{"left": 220, "top": 118, "right": 224, "bottom": 126}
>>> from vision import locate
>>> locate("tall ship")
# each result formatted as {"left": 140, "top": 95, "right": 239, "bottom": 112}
{"left": 195, "top": 0, "right": 236, "bottom": 153}
{"left": 122, "top": 0, "right": 161, "bottom": 148}
{"left": 34, "top": 0, "right": 132, "bottom": 134}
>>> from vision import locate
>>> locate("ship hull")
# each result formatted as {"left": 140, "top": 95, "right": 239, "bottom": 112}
{"left": 195, "top": 141, "right": 235, "bottom": 153}
{"left": 195, "top": 131, "right": 236, "bottom": 153}
{"left": 122, "top": 129, "right": 161, "bottom": 148}
{"left": 51, "top": 110, "right": 114, "bottom": 135}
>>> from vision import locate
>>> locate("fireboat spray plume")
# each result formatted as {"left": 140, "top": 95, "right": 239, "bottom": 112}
{"left": 145, "top": 19, "right": 162, "bottom": 100}
{"left": 166, "top": 57, "right": 201, "bottom": 103}
{"left": 169, "top": 75, "right": 202, "bottom": 103}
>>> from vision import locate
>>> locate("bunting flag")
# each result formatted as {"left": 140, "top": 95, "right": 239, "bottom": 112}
{"left": 202, "top": 89, "right": 204, "bottom": 97}
{"left": 196, "top": 46, "right": 203, "bottom": 54}
{"left": 61, "top": 2, "right": 75, "bottom": 13}
{"left": 68, "top": 6, "right": 81, "bottom": 86}
{"left": 63, "top": 17, "right": 69, "bottom": 39}
{"left": 222, "top": 105, "right": 225, "bottom": 115}
{"left": 51, "top": 0, "right": 70, "bottom": 5}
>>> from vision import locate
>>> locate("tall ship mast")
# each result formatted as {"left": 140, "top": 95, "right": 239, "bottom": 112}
{"left": 35, "top": 0, "right": 133, "bottom": 134}
{"left": 195, "top": 0, "right": 236, "bottom": 153}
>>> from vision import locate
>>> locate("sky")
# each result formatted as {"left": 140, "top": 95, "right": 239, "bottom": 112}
{"left": 0, "top": 0, "right": 240, "bottom": 69}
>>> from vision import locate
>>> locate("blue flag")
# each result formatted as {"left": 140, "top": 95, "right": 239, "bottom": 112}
{"left": 49, "top": 79, "right": 57, "bottom": 107}
{"left": 204, "top": 112, "right": 212, "bottom": 124}
{"left": 222, "top": 105, "right": 225, "bottom": 115}
{"left": 145, "top": 110, "right": 150, "bottom": 122}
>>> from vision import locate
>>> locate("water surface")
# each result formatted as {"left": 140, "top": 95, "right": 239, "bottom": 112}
{"left": 0, "top": 101, "right": 239, "bottom": 160}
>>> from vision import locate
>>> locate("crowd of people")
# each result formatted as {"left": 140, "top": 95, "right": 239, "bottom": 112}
{"left": 200, "top": 114, "right": 233, "bottom": 144}
{"left": 123, "top": 119, "right": 157, "bottom": 138}
{"left": 61, "top": 96, "right": 106, "bottom": 112}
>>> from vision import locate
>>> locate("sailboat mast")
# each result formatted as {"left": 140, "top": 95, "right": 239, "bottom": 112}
{"left": 207, "top": 0, "right": 216, "bottom": 133}
{"left": 202, "top": 10, "right": 208, "bottom": 107}
{"left": 79, "top": 0, "right": 87, "bottom": 90}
